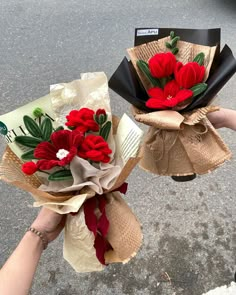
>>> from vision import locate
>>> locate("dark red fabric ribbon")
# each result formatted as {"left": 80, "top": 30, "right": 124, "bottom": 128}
{"left": 83, "top": 183, "right": 128, "bottom": 265}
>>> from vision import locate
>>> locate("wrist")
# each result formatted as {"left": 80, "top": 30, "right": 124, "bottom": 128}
{"left": 27, "top": 227, "right": 48, "bottom": 250}
{"left": 24, "top": 231, "right": 44, "bottom": 253}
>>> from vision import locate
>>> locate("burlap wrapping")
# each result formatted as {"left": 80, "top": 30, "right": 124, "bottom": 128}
{"left": 63, "top": 191, "right": 143, "bottom": 272}
{"left": 105, "top": 191, "right": 142, "bottom": 263}
{"left": 132, "top": 106, "right": 232, "bottom": 176}
{"left": 127, "top": 37, "right": 217, "bottom": 91}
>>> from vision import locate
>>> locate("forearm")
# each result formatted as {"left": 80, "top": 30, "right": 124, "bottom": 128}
{"left": 0, "top": 231, "right": 43, "bottom": 295}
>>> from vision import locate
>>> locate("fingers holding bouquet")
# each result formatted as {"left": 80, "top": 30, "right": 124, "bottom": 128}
{"left": 207, "top": 108, "right": 236, "bottom": 130}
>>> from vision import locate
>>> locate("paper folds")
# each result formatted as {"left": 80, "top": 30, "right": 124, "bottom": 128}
{"left": 133, "top": 106, "right": 231, "bottom": 176}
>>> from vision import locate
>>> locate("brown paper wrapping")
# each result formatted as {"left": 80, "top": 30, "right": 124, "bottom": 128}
{"left": 63, "top": 191, "right": 143, "bottom": 272}
{"left": 127, "top": 37, "right": 217, "bottom": 91}
{"left": 104, "top": 191, "right": 142, "bottom": 263}
{"left": 133, "top": 106, "right": 232, "bottom": 176}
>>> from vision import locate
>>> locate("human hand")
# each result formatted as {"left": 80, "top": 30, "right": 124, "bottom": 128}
{"left": 207, "top": 108, "right": 236, "bottom": 131}
{"left": 207, "top": 108, "right": 227, "bottom": 129}
{"left": 31, "top": 207, "right": 66, "bottom": 243}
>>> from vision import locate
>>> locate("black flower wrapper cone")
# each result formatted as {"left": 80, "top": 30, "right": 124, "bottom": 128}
{"left": 109, "top": 28, "right": 236, "bottom": 114}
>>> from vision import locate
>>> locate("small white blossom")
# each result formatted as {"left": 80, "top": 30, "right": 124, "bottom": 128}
{"left": 56, "top": 149, "right": 69, "bottom": 160}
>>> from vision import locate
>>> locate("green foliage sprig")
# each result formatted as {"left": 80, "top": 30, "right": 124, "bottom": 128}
{"left": 165, "top": 31, "right": 180, "bottom": 55}
{"left": 137, "top": 60, "right": 162, "bottom": 88}
{"left": 15, "top": 113, "right": 56, "bottom": 160}
{"left": 94, "top": 111, "right": 112, "bottom": 142}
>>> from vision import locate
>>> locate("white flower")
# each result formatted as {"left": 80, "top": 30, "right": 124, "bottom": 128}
{"left": 56, "top": 149, "right": 69, "bottom": 160}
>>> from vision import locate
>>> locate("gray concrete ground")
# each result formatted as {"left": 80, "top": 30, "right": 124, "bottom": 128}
{"left": 0, "top": 0, "right": 236, "bottom": 294}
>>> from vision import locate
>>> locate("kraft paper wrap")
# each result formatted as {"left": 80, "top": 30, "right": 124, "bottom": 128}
{"left": 0, "top": 72, "right": 142, "bottom": 272}
{"left": 63, "top": 191, "right": 142, "bottom": 272}
{"left": 127, "top": 37, "right": 217, "bottom": 91}
{"left": 132, "top": 106, "right": 232, "bottom": 176}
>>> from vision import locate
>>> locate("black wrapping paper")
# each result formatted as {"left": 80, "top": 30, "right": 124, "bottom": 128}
{"left": 134, "top": 28, "right": 221, "bottom": 47}
{"left": 109, "top": 57, "right": 149, "bottom": 112}
{"left": 185, "top": 45, "right": 236, "bottom": 111}
{"left": 109, "top": 28, "right": 236, "bottom": 113}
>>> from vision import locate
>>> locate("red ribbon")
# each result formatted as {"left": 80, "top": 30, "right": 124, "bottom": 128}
{"left": 83, "top": 183, "right": 128, "bottom": 265}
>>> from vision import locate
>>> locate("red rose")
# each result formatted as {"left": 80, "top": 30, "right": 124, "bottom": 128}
{"left": 148, "top": 52, "right": 176, "bottom": 78}
{"left": 78, "top": 134, "right": 112, "bottom": 163}
{"left": 96, "top": 109, "right": 106, "bottom": 116}
{"left": 146, "top": 80, "right": 193, "bottom": 109}
{"left": 66, "top": 108, "right": 99, "bottom": 133}
{"left": 95, "top": 109, "right": 107, "bottom": 125}
{"left": 175, "top": 61, "right": 205, "bottom": 89}
{"left": 22, "top": 161, "right": 38, "bottom": 175}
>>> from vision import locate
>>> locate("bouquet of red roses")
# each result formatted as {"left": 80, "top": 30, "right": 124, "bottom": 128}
{"left": 109, "top": 28, "right": 236, "bottom": 180}
{"left": 0, "top": 72, "right": 143, "bottom": 272}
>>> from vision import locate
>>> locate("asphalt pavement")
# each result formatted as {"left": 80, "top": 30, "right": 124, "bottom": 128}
{"left": 0, "top": 1, "right": 236, "bottom": 294}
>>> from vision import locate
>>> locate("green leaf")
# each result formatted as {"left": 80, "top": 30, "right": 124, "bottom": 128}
{"left": 171, "top": 47, "right": 179, "bottom": 55}
{"left": 94, "top": 114, "right": 99, "bottom": 124}
{"left": 170, "top": 31, "right": 175, "bottom": 39}
{"left": 23, "top": 115, "right": 42, "bottom": 138}
{"left": 48, "top": 170, "right": 73, "bottom": 181}
{"left": 99, "top": 121, "right": 112, "bottom": 142}
{"left": 190, "top": 83, "right": 208, "bottom": 97}
{"left": 170, "top": 36, "right": 180, "bottom": 48}
{"left": 98, "top": 114, "right": 107, "bottom": 125}
{"left": 193, "top": 52, "right": 205, "bottom": 65}
{"left": 40, "top": 117, "right": 53, "bottom": 141}
{"left": 165, "top": 42, "right": 172, "bottom": 49}
{"left": 67, "top": 126, "right": 74, "bottom": 130}
{"left": 136, "top": 60, "right": 162, "bottom": 88}
{"left": 21, "top": 149, "right": 36, "bottom": 160}
{"left": 54, "top": 126, "right": 64, "bottom": 132}
{"left": 15, "top": 136, "right": 42, "bottom": 148}
{"left": 159, "top": 77, "right": 168, "bottom": 88}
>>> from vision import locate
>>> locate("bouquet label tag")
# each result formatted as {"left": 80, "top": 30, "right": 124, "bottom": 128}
{"left": 115, "top": 113, "right": 143, "bottom": 163}
{"left": 136, "top": 28, "right": 159, "bottom": 37}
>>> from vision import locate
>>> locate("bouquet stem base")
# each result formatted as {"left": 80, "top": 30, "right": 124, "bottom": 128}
{"left": 171, "top": 174, "right": 196, "bottom": 182}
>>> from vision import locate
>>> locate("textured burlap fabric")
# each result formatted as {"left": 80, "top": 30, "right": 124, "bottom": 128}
{"left": 127, "top": 37, "right": 217, "bottom": 91}
{"left": 0, "top": 147, "right": 75, "bottom": 202}
{"left": 64, "top": 191, "right": 143, "bottom": 272}
{"left": 105, "top": 191, "right": 142, "bottom": 263}
{"left": 132, "top": 106, "right": 232, "bottom": 176}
